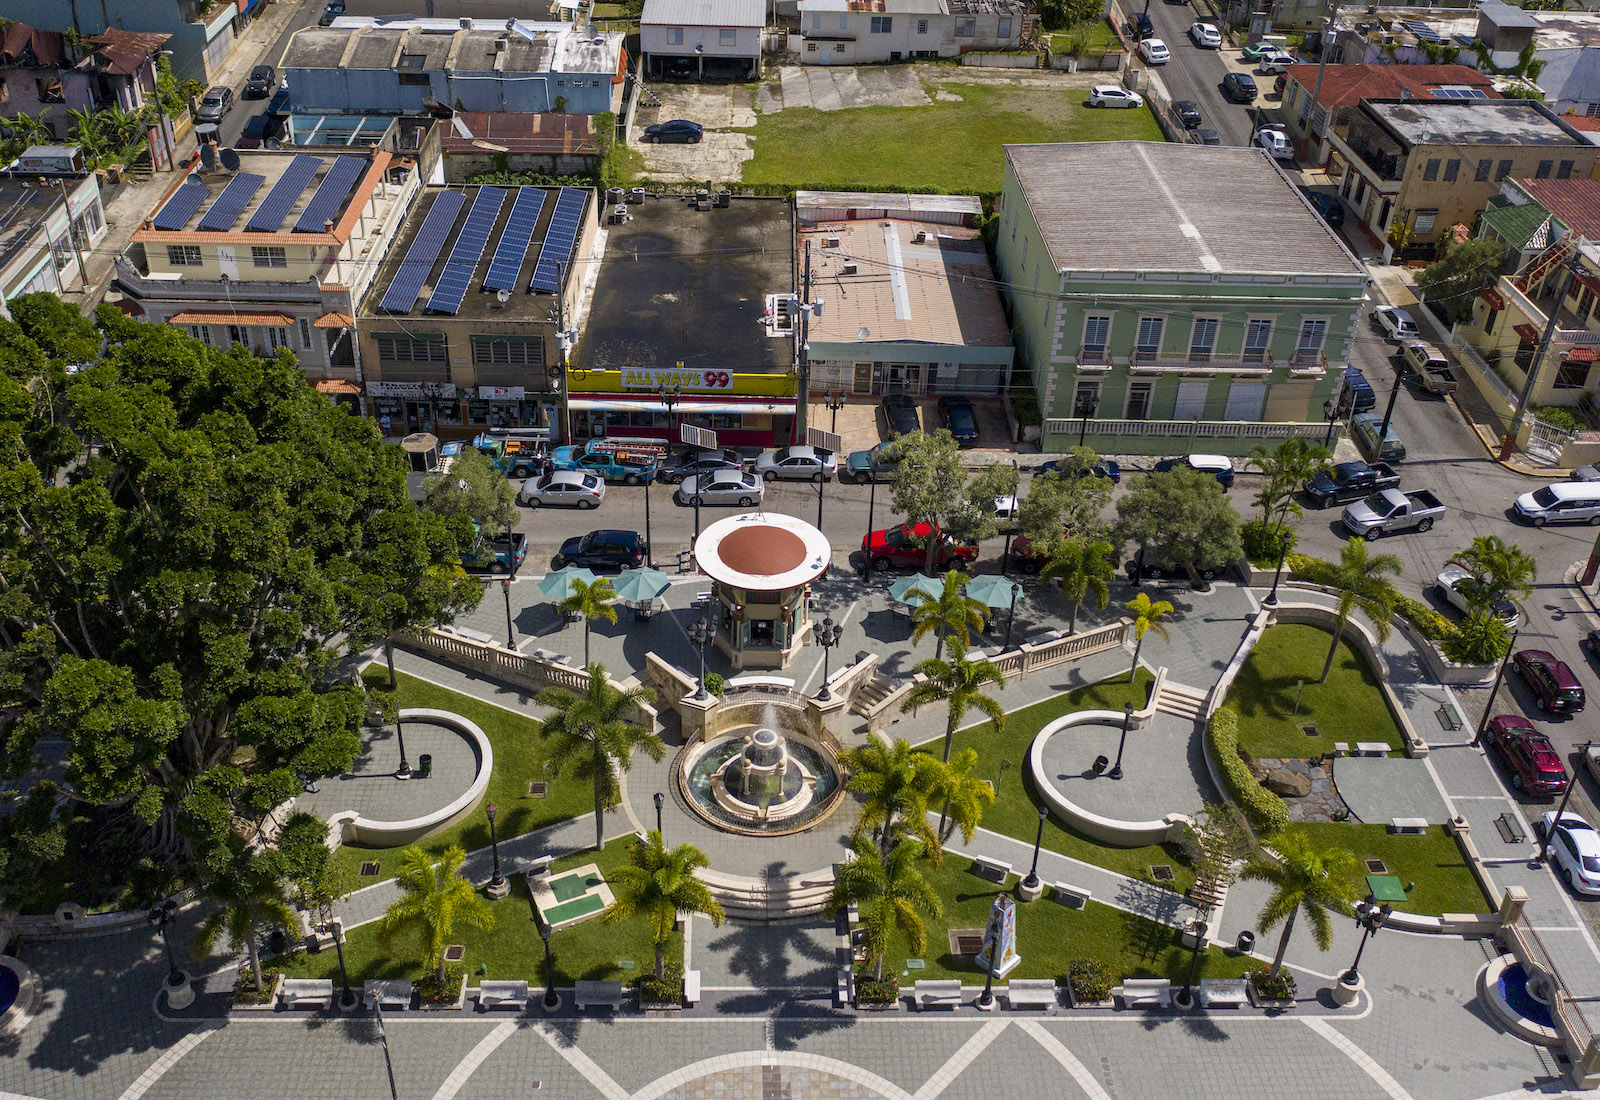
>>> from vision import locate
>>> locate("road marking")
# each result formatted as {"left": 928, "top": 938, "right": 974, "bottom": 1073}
{"left": 1302, "top": 1016, "right": 1414, "bottom": 1100}
{"left": 117, "top": 1023, "right": 221, "bottom": 1100}
{"left": 1015, "top": 1019, "right": 1112, "bottom": 1100}
{"left": 911, "top": 1019, "right": 1007, "bottom": 1100}
{"left": 531, "top": 1020, "right": 631, "bottom": 1100}
{"left": 632, "top": 1050, "right": 915, "bottom": 1100}
{"left": 430, "top": 1021, "right": 517, "bottom": 1100}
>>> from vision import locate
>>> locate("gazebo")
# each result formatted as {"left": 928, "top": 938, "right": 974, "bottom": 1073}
{"left": 693, "top": 512, "right": 832, "bottom": 670}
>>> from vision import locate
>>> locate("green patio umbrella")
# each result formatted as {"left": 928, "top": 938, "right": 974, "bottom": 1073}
{"left": 888, "top": 574, "right": 941, "bottom": 605}
{"left": 612, "top": 567, "right": 671, "bottom": 603}
{"left": 963, "top": 574, "right": 1022, "bottom": 609}
{"left": 537, "top": 566, "right": 598, "bottom": 601}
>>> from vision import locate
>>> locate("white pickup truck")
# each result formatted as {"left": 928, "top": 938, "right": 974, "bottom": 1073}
{"left": 1341, "top": 488, "right": 1446, "bottom": 540}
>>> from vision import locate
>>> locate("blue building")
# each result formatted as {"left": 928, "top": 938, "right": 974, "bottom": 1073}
{"left": 0, "top": 0, "right": 261, "bottom": 85}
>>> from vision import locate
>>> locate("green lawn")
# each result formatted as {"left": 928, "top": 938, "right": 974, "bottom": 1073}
{"left": 1284, "top": 823, "right": 1489, "bottom": 916}
{"left": 915, "top": 668, "right": 1196, "bottom": 895}
{"left": 336, "top": 667, "right": 590, "bottom": 884}
{"left": 1227, "top": 624, "right": 1403, "bottom": 759}
{"left": 1044, "top": 20, "right": 1119, "bottom": 54}
{"left": 281, "top": 839, "right": 681, "bottom": 987}
{"left": 878, "top": 855, "right": 1254, "bottom": 984}
{"left": 740, "top": 80, "right": 1163, "bottom": 194}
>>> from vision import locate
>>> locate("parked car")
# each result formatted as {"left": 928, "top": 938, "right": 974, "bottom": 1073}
{"left": 1536, "top": 811, "right": 1600, "bottom": 895}
{"left": 644, "top": 119, "right": 703, "bottom": 143}
{"left": 655, "top": 448, "right": 745, "bottom": 484}
{"left": 1256, "top": 47, "right": 1297, "bottom": 72}
{"left": 1189, "top": 21, "right": 1221, "bottom": 46}
{"left": 1434, "top": 564, "right": 1520, "bottom": 629}
{"left": 266, "top": 87, "right": 292, "bottom": 118}
{"left": 1036, "top": 457, "right": 1121, "bottom": 483}
{"left": 1128, "top": 11, "right": 1154, "bottom": 38}
{"left": 195, "top": 86, "right": 235, "bottom": 123}
{"left": 862, "top": 522, "right": 979, "bottom": 573}
{"left": 1336, "top": 367, "right": 1376, "bottom": 416}
{"left": 1401, "top": 340, "right": 1458, "bottom": 396}
{"left": 244, "top": 65, "right": 275, "bottom": 99}
{"left": 754, "top": 444, "right": 837, "bottom": 481}
{"left": 1138, "top": 38, "right": 1170, "bottom": 63}
{"left": 1514, "top": 481, "right": 1600, "bottom": 527}
{"left": 1090, "top": 85, "right": 1145, "bottom": 108}
{"left": 1486, "top": 715, "right": 1569, "bottom": 797}
{"left": 1573, "top": 464, "right": 1600, "bottom": 482}
{"left": 881, "top": 393, "right": 921, "bottom": 438}
{"left": 518, "top": 470, "right": 605, "bottom": 509}
{"left": 938, "top": 395, "right": 980, "bottom": 447}
{"left": 1303, "top": 460, "right": 1400, "bottom": 508}
{"left": 1340, "top": 487, "right": 1443, "bottom": 540}
{"left": 237, "top": 113, "right": 281, "bottom": 149}
{"left": 1254, "top": 125, "right": 1293, "bottom": 160}
{"left": 317, "top": 1, "right": 345, "bottom": 25}
{"left": 1351, "top": 411, "right": 1407, "bottom": 462}
{"left": 676, "top": 470, "right": 764, "bottom": 508}
{"left": 1373, "top": 305, "right": 1420, "bottom": 341}
{"left": 1154, "top": 453, "right": 1234, "bottom": 488}
{"left": 1242, "top": 34, "right": 1289, "bottom": 58}
{"left": 1513, "top": 649, "right": 1587, "bottom": 713}
{"left": 845, "top": 441, "right": 902, "bottom": 484}
{"left": 1223, "top": 72, "right": 1258, "bottom": 102}
{"left": 1173, "top": 100, "right": 1203, "bottom": 128}
{"left": 460, "top": 531, "right": 528, "bottom": 574}
{"left": 551, "top": 529, "right": 646, "bottom": 572}
{"left": 1190, "top": 128, "right": 1222, "bottom": 146}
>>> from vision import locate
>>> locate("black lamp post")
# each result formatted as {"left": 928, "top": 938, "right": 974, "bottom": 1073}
{"left": 654, "top": 791, "right": 665, "bottom": 837}
{"left": 1005, "top": 582, "right": 1021, "bottom": 649}
{"left": 689, "top": 615, "right": 712, "bottom": 701}
{"left": 1377, "top": 357, "right": 1404, "bottom": 452}
{"left": 977, "top": 942, "right": 999, "bottom": 1010}
{"left": 147, "top": 895, "right": 184, "bottom": 986}
{"left": 486, "top": 802, "right": 505, "bottom": 894}
{"left": 1175, "top": 920, "right": 1209, "bottom": 1008}
{"left": 1021, "top": 805, "right": 1047, "bottom": 894}
{"left": 1262, "top": 530, "right": 1291, "bottom": 609}
{"left": 815, "top": 616, "right": 845, "bottom": 700}
{"left": 331, "top": 918, "right": 357, "bottom": 1009}
{"left": 539, "top": 920, "right": 559, "bottom": 1010}
{"left": 1473, "top": 628, "right": 1520, "bottom": 747}
{"left": 644, "top": 458, "right": 654, "bottom": 567}
{"left": 1108, "top": 703, "right": 1132, "bottom": 780}
{"left": 394, "top": 706, "right": 411, "bottom": 780}
{"left": 1077, "top": 393, "right": 1099, "bottom": 448}
{"left": 1322, "top": 398, "right": 1339, "bottom": 448}
{"left": 825, "top": 389, "right": 846, "bottom": 432}
{"left": 861, "top": 471, "right": 878, "bottom": 579}
{"left": 816, "top": 454, "right": 827, "bottom": 530}
{"left": 501, "top": 577, "right": 516, "bottom": 649}
{"left": 1343, "top": 896, "right": 1391, "bottom": 984}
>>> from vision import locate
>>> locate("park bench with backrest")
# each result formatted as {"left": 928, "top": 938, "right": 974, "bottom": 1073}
{"left": 574, "top": 980, "right": 628, "bottom": 1012}
{"left": 1198, "top": 978, "right": 1249, "bottom": 1007}
{"left": 1116, "top": 978, "right": 1172, "bottom": 1009}
{"left": 279, "top": 978, "right": 333, "bottom": 1010}
{"left": 1051, "top": 882, "right": 1091, "bottom": 909}
{"left": 478, "top": 980, "right": 529, "bottom": 1011}
{"left": 972, "top": 856, "right": 1012, "bottom": 883}
{"left": 365, "top": 980, "right": 413, "bottom": 1010}
{"left": 1004, "top": 979, "right": 1059, "bottom": 1011}
{"left": 914, "top": 979, "right": 963, "bottom": 1010}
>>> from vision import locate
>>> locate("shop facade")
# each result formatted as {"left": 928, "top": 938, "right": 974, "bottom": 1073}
{"left": 365, "top": 381, "right": 559, "bottom": 440}
{"left": 566, "top": 366, "right": 797, "bottom": 448}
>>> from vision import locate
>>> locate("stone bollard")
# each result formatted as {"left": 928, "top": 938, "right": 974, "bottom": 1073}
{"left": 1333, "top": 971, "right": 1363, "bottom": 1007}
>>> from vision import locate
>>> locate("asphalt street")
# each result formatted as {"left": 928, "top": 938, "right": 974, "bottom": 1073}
{"left": 1139, "top": 0, "right": 1279, "bottom": 147}
{"left": 210, "top": 1, "right": 323, "bottom": 148}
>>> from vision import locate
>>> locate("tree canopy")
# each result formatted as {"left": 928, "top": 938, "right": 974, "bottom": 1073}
{"left": 1417, "top": 237, "right": 1505, "bottom": 325}
{"left": 886, "top": 430, "right": 969, "bottom": 573}
{"left": 1115, "top": 466, "right": 1243, "bottom": 571}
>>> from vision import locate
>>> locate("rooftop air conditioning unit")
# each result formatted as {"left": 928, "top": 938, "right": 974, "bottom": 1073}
{"left": 913, "top": 230, "right": 927, "bottom": 243}
{"left": 496, "top": 35, "right": 508, "bottom": 50}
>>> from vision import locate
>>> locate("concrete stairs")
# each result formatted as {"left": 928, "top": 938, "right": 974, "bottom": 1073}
{"left": 849, "top": 673, "right": 898, "bottom": 717}
{"left": 696, "top": 865, "right": 836, "bottom": 921}
{"left": 1155, "top": 679, "right": 1208, "bottom": 722}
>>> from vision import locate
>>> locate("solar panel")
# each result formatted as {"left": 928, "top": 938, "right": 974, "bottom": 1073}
{"left": 379, "top": 190, "right": 466, "bottom": 314}
{"left": 425, "top": 187, "right": 507, "bottom": 315}
{"left": 529, "top": 187, "right": 586, "bottom": 293}
{"left": 1398, "top": 18, "right": 1443, "bottom": 42}
{"left": 246, "top": 154, "right": 320, "bottom": 232}
{"left": 294, "top": 156, "right": 366, "bottom": 233}
{"left": 483, "top": 188, "right": 550, "bottom": 292}
{"left": 154, "top": 181, "right": 211, "bottom": 231}
{"left": 196, "top": 172, "right": 265, "bottom": 232}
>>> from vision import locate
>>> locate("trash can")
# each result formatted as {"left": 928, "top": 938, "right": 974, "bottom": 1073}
{"left": 417, "top": 753, "right": 433, "bottom": 780}
{"left": 1236, "top": 930, "right": 1256, "bottom": 953}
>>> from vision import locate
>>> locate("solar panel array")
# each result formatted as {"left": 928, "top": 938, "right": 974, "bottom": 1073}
{"left": 154, "top": 181, "right": 211, "bottom": 231}
{"left": 1397, "top": 18, "right": 1443, "bottom": 42}
{"left": 379, "top": 190, "right": 466, "bottom": 314}
{"left": 294, "top": 156, "right": 365, "bottom": 233}
{"left": 529, "top": 187, "right": 585, "bottom": 293}
{"left": 425, "top": 187, "right": 507, "bottom": 315}
{"left": 197, "top": 172, "right": 265, "bottom": 232}
{"left": 246, "top": 154, "right": 320, "bottom": 232}
{"left": 483, "top": 188, "right": 550, "bottom": 293}
{"left": 1432, "top": 86, "right": 1489, "bottom": 99}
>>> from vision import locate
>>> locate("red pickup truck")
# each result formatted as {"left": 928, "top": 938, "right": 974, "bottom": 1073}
{"left": 863, "top": 522, "right": 979, "bottom": 573}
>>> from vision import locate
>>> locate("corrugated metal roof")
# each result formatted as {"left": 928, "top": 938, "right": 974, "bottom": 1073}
{"left": 641, "top": 0, "right": 765, "bottom": 26}
{"left": 1481, "top": 198, "right": 1554, "bottom": 251}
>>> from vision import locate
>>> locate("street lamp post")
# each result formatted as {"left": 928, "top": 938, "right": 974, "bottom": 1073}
{"left": 825, "top": 390, "right": 846, "bottom": 433}
{"left": 861, "top": 471, "right": 878, "bottom": 579}
{"left": 1343, "top": 897, "right": 1392, "bottom": 984}
{"left": 1262, "top": 531, "right": 1291, "bottom": 609}
{"left": 539, "top": 920, "right": 560, "bottom": 1010}
{"left": 654, "top": 791, "right": 665, "bottom": 837}
{"left": 394, "top": 706, "right": 411, "bottom": 780}
{"left": 1020, "top": 805, "right": 1047, "bottom": 897}
{"left": 485, "top": 803, "right": 507, "bottom": 897}
{"left": 1473, "top": 628, "right": 1520, "bottom": 747}
{"left": 816, "top": 456, "right": 827, "bottom": 531}
{"left": 331, "top": 919, "right": 357, "bottom": 1009}
{"left": 1175, "top": 920, "right": 1209, "bottom": 1009}
{"left": 1005, "top": 582, "right": 1021, "bottom": 649}
{"left": 1077, "top": 393, "right": 1099, "bottom": 448}
{"left": 1322, "top": 398, "right": 1340, "bottom": 449}
{"left": 815, "top": 616, "right": 845, "bottom": 700}
{"left": 501, "top": 577, "right": 516, "bottom": 649}
{"left": 1108, "top": 703, "right": 1132, "bottom": 780}
{"left": 1542, "top": 742, "right": 1592, "bottom": 864}
{"left": 689, "top": 615, "right": 712, "bottom": 701}
{"left": 643, "top": 457, "right": 654, "bottom": 567}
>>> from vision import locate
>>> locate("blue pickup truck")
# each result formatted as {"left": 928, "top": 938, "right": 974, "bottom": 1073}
{"left": 550, "top": 440, "right": 664, "bottom": 485}
{"left": 460, "top": 531, "right": 528, "bottom": 574}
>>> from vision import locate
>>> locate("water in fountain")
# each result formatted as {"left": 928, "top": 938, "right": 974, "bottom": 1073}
{"left": 681, "top": 699, "right": 843, "bottom": 834}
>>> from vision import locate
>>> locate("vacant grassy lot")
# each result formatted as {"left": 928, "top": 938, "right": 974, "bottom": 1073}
{"left": 1284, "top": 823, "right": 1488, "bottom": 916}
{"left": 741, "top": 80, "right": 1163, "bottom": 194}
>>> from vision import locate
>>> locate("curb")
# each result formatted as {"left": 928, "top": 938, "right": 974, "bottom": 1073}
{"left": 1564, "top": 559, "right": 1600, "bottom": 623}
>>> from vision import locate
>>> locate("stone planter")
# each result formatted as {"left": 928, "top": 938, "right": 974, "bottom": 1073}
{"left": 229, "top": 972, "right": 284, "bottom": 1014}
{"left": 419, "top": 975, "right": 467, "bottom": 1012}
{"left": 1065, "top": 986, "right": 1114, "bottom": 1010}
{"left": 1246, "top": 977, "right": 1296, "bottom": 1011}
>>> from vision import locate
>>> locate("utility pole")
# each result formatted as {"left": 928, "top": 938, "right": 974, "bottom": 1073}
{"left": 1303, "top": 5, "right": 1338, "bottom": 162}
{"left": 795, "top": 239, "right": 812, "bottom": 445}
{"left": 556, "top": 259, "right": 572, "bottom": 445}
{"left": 1502, "top": 255, "right": 1580, "bottom": 461}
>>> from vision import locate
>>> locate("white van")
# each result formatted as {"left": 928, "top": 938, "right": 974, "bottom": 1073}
{"left": 1514, "top": 481, "right": 1600, "bottom": 526}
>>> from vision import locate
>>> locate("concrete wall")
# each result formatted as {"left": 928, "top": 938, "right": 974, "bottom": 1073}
{"left": 327, "top": 708, "right": 493, "bottom": 849}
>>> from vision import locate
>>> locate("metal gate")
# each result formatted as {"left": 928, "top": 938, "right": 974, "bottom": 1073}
{"left": 1527, "top": 416, "right": 1573, "bottom": 466}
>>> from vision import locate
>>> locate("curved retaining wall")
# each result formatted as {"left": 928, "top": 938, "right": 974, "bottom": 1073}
{"left": 329, "top": 708, "right": 493, "bottom": 850}
{"left": 1027, "top": 709, "right": 1191, "bottom": 847}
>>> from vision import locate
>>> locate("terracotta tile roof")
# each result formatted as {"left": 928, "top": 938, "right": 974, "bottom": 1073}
{"left": 1565, "top": 346, "right": 1598, "bottom": 363}
{"left": 1515, "top": 323, "right": 1542, "bottom": 342}
{"left": 1566, "top": 115, "right": 1600, "bottom": 132}
{"left": 313, "top": 311, "right": 354, "bottom": 328}
{"left": 1479, "top": 286, "right": 1505, "bottom": 309}
{"left": 1283, "top": 64, "right": 1498, "bottom": 110}
{"left": 1517, "top": 177, "right": 1600, "bottom": 242}
{"left": 314, "top": 378, "right": 362, "bottom": 394}
{"left": 85, "top": 28, "right": 171, "bottom": 76}
{"left": 168, "top": 310, "right": 295, "bottom": 326}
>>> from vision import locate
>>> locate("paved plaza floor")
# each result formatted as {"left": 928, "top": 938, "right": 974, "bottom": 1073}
{"left": 1040, "top": 710, "right": 1214, "bottom": 823}
{"left": 294, "top": 719, "right": 481, "bottom": 826}
{"left": 1336, "top": 756, "right": 1453, "bottom": 826}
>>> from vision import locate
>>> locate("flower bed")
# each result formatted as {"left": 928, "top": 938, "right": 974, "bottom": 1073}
{"left": 1066, "top": 958, "right": 1112, "bottom": 1007}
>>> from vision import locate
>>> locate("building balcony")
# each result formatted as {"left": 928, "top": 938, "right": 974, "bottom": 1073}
{"left": 1501, "top": 275, "right": 1600, "bottom": 346}
{"left": 1073, "top": 349, "right": 1327, "bottom": 375}
{"left": 115, "top": 255, "right": 329, "bottom": 304}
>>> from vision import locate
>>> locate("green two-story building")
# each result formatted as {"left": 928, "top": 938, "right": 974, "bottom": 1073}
{"left": 997, "top": 142, "right": 1371, "bottom": 456}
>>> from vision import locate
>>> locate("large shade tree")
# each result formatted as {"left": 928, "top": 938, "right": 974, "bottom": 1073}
{"left": 886, "top": 430, "right": 970, "bottom": 574}
{"left": 0, "top": 300, "right": 479, "bottom": 870}
{"left": 1115, "top": 466, "right": 1243, "bottom": 576}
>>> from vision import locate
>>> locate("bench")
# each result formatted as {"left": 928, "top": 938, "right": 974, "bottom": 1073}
{"left": 1004, "top": 979, "right": 1059, "bottom": 1011}
{"left": 1333, "top": 742, "right": 1349, "bottom": 756}
{"left": 1390, "top": 817, "right": 1427, "bottom": 834}
{"left": 574, "top": 980, "right": 628, "bottom": 1012}
{"left": 914, "top": 979, "right": 963, "bottom": 1011}
{"left": 1116, "top": 979, "right": 1172, "bottom": 1009}
{"left": 364, "top": 980, "right": 413, "bottom": 1010}
{"left": 1355, "top": 742, "right": 1390, "bottom": 757}
{"left": 1436, "top": 704, "right": 1462, "bottom": 732}
{"left": 1495, "top": 813, "right": 1528, "bottom": 844}
{"left": 478, "top": 980, "right": 529, "bottom": 1011}
{"left": 683, "top": 970, "right": 701, "bottom": 1007}
{"left": 522, "top": 854, "right": 554, "bottom": 878}
{"left": 280, "top": 978, "right": 334, "bottom": 1010}
{"left": 1050, "top": 882, "right": 1091, "bottom": 909}
{"left": 834, "top": 968, "right": 853, "bottom": 1008}
{"left": 972, "top": 856, "right": 1013, "bottom": 884}
{"left": 1198, "top": 978, "right": 1249, "bottom": 1008}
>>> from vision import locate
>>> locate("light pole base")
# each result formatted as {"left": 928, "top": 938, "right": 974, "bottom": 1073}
{"left": 975, "top": 994, "right": 997, "bottom": 1012}
{"left": 1018, "top": 876, "right": 1044, "bottom": 903}
{"left": 486, "top": 876, "right": 510, "bottom": 900}
{"left": 1106, "top": 766, "right": 1123, "bottom": 781}
{"left": 340, "top": 990, "right": 360, "bottom": 1011}
{"left": 163, "top": 971, "right": 195, "bottom": 1010}
{"left": 395, "top": 765, "right": 411, "bottom": 781}
{"left": 1333, "top": 971, "right": 1364, "bottom": 1006}
{"left": 1172, "top": 988, "right": 1195, "bottom": 1010}
{"left": 1261, "top": 593, "right": 1279, "bottom": 609}
{"left": 543, "top": 994, "right": 561, "bottom": 1013}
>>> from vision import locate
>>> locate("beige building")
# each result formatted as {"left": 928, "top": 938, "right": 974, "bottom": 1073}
{"left": 114, "top": 148, "right": 422, "bottom": 397}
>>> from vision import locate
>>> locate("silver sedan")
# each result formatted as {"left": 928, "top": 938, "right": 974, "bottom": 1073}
{"left": 518, "top": 470, "right": 605, "bottom": 509}
{"left": 753, "top": 444, "right": 839, "bottom": 482}
{"left": 676, "top": 470, "right": 765, "bottom": 507}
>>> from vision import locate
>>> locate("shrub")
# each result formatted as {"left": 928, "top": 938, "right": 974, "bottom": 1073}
{"left": 704, "top": 672, "right": 725, "bottom": 696}
{"left": 418, "top": 963, "right": 464, "bottom": 1005}
{"left": 637, "top": 960, "right": 683, "bottom": 1005}
{"left": 232, "top": 964, "right": 282, "bottom": 1004}
{"left": 1442, "top": 609, "right": 1510, "bottom": 665}
{"left": 1066, "top": 958, "right": 1112, "bottom": 1003}
{"left": 1241, "top": 521, "right": 1296, "bottom": 567}
{"left": 1394, "top": 595, "right": 1452, "bottom": 643}
{"left": 1533, "top": 405, "right": 1584, "bottom": 434}
{"left": 1207, "top": 706, "right": 1289, "bottom": 836}
{"left": 1246, "top": 965, "right": 1297, "bottom": 1001}
{"left": 855, "top": 977, "right": 901, "bottom": 1005}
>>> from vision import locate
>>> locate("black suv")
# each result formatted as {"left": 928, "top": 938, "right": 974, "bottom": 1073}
{"left": 244, "top": 65, "right": 275, "bottom": 98}
{"left": 1128, "top": 12, "right": 1154, "bottom": 38}
{"left": 1173, "top": 100, "right": 1202, "bottom": 128}
{"left": 1223, "top": 72, "right": 1258, "bottom": 102}
{"left": 552, "top": 529, "right": 646, "bottom": 572}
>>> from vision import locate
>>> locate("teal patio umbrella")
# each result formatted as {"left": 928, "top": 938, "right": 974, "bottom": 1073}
{"left": 889, "top": 574, "right": 941, "bottom": 605}
{"left": 963, "top": 574, "right": 1021, "bottom": 609}
{"left": 613, "top": 567, "right": 671, "bottom": 603}
{"left": 537, "top": 566, "right": 598, "bottom": 601}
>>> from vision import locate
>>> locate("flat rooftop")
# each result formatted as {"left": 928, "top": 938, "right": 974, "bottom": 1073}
{"left": 361, "top": 184, "right": 589, "bottom": 322}
{"left": 1366, "top": 99, "right": 1584, "bottom": 147}
{"left": 575, "top": 195, "right": 793, "bottom": 375}
{"left": 285, "top": 20, "right": 619, "bottom": 75}
{"left": 800, "top": 219, "right": 1010, "bottom": 349}
{"left": 1005, "top": 142, "right": 1364, "bottom": 277}
{"left": 0, "top": 181, "right": 60, "bottom": 272}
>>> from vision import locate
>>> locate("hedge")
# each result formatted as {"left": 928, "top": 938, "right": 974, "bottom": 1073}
{"left": 1207, "top": 705, "right": 1289, "bottom": 836}
{"left": 1285, "top": 552, "right": 1475, "bottom": 654}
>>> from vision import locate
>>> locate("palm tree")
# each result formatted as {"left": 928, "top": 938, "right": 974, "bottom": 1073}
{"left": 908, "top": 570, "right": 987, "bottom": 660}
{"left": 902, "top": 637, "right": 1005, "bottom": 764}
{"left": 1248, "top": 437, "right": 1332, "bottom": 534}
{"left": 557, "top": 576, "right": 618, "bottom": 667}
{"left": 536, "top": 662, "right": 662, "bottom": 852}
{"left": 838, "top": 735, "right": 943, "bottom": 860}
{"left": 378, "top": 846, "right": 495, "bottom": 980}
{"left": 926, "top": 746, "right": 995, "bottom": 844}
{"left": 191, "top": 857, "right": 297, "bottom": 993}
{"left": 1238, "top": 831, "right": 1360, "bottom": 980}
{"left": 603, "top": 830, "right": 725, "bottom": 981}
{"left": 1041, "top": 537, "right": 1115, "bottom": 635}
{"left": 64, "top": 108, "right": 105, "bottom": 165}
{"left": 1448, "top": 534, "right": 1536, "bottom": 611}
{"left": 1125, "top": 591, "right": 1174, "bottom": 682}
{"left": 827, "top": 835, "right": 943, "bottom": 983}
{"left": 1319, "top": 539, "right": 1402, "bottom": 683}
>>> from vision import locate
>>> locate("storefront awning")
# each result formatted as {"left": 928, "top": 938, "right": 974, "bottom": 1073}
{"left": 314, "top": 379, "right": 362, "bottom": 395}
{"left": 169, "top": 309, "right": 294, "bottom": 326}
{"left": 1565, "top": 346, "right": 1598, "bottom": 364}
{"left": 1478, "top": 287, "right": 1504, "bottom": 310}
{"left": 568, "top": 397, "right": 797, "bottom": 414}
{"left": 1514, "top": 323, "right": 1542, "bottom": 343}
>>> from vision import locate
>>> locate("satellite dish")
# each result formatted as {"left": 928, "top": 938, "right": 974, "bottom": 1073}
{"left": 858, "top": 326, "right": 870, "bottom": 341}
{"left": 199, "top": 144, "right": 216, "bottom": 170}
{"left": 496, "top": 288, "right": 511, "bottom": 303}
{"left": 219, "top": 147, "right": 240, "bottom": 172}
{"left": 187, "top": 172, "right": 203, "bottom": 187}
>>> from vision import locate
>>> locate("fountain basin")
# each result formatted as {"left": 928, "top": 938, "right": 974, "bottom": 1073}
{"left": 0, "top": 956, "right": 43, "bottom": 1037}
{"left": 1481, "top": 954, "right": 1562, "bottom": 1046}
{"left": 680, "top": 726, "right": 844, "bottom": 836}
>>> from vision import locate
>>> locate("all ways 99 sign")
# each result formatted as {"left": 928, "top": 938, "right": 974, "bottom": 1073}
{"left": 621, "top": 368, "right": 733, "bottom": 392}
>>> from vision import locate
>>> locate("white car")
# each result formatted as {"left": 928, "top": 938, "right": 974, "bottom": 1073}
{"left": 1188, "top": 21, "right": 1221, "bottom": 47}
{"left": 1138, "top": 38, "right": 1170, "bottom": 64}
{"left": 1089, "top": 85, "right": 1145, "bottom": 108}
{"left": 1373, "top": 305, "right": 1420, "bottom": 341}
{"left": 1254, "top": 126, "right": 1294, "bottom": 160}
{"left": 676, "top": 470, "right": 765, "bottom": 508}
{"left": 517, "top": 470, "right": 605, "bottom": 509}
{"left": 1256, "top": 47, "right": 1296, "bottom": 72}
{"left": 753, "top": 444, "right": 839, "bottom": 481}
{"left": 1434, "top": 564, "right": 1521, "bottom": 629}
{"left": 1537, "top": 811, "right": 1600, "bottom": 896}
